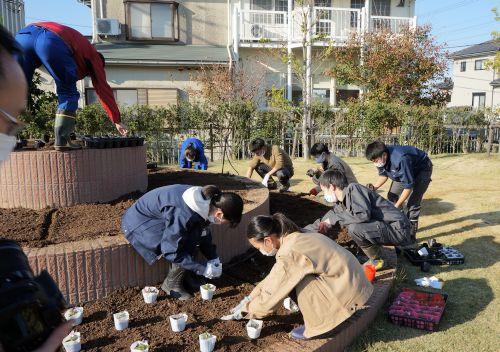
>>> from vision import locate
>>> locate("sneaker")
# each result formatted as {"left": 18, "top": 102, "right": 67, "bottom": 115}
{"left": 278, "top": 182, "right": 290, "bottom": 193}
{"left": 364, "top": 258, "right": 386, "bottom": 271}
{"left": 290, "top": 325, "right": 308, "bottom": 340}
{"left": 267, "top": 181, "right": 278, "bottom": 190}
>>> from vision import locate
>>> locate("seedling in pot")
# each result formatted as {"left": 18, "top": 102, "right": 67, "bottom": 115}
{"left": 62, "top": 331, "right": 81, "bottom": 352}
{"left": 64, "top": 307, "right": 84, "bottom": 326}
{"left": 142, "top": 286, "right": 159, "bottom": 304}
{"left": 130, "top": 340, "right": 149, "bottom": 352}
{"left": 246, "top": 319, "right": 263, "bottom": 339}
{"left": 200, "top": 284, "right": 216, "bottom": 301}
{"left": 113, "top": 311, "right": 130, "bottom": 331}
{"left": 199, "top": 332, "right": 216, "bottom": 352}
{"left": 169, "top": 313, "right": 188, "bottom": 332}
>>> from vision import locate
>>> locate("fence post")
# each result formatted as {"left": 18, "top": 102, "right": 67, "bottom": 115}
{"left": 487, "top": 123, "right": 493, "bottom": 156}
{"left": 209, "top": 123, "right": 214, "bottom": 162}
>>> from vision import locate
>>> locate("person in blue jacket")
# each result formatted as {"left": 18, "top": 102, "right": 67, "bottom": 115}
{"left": 179, "top": 137, "right": 209, "bottom": 170}
{"left": 122, "top": 184, "right": 244, "bottom": 300}
{"left": 365, "top": 141, "right": 433, "bottom": 244}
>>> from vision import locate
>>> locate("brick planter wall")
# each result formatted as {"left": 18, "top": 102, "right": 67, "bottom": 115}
{"left": 0, "top": 147, "right": 148, "bottom": 209}
{"left": 23, "top": 186, "right": 269, "bottom": 304}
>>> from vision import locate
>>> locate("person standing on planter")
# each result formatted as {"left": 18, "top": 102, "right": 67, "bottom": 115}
{"left": 365, "top": 141, "right": 433, "bottom": 243}
{"left": 15, "top": 22, "right": 127, "bottom": 150}
{"left": 227, "top": 213, "right": 373, "bottom": 340}
{"left": 307, "top": 142, "right": 358, "bottom": 196}
{"left": 310, "top": 170, "right": 412, "bottom": 270}
{"left": 121, "top": 184, "right": 244, "bottom": 300}
{"left": 246, "top": 138, "right": 294, "bottom": 192}
{"left": 179, "top": 137, "right": 209, "bottom": 170}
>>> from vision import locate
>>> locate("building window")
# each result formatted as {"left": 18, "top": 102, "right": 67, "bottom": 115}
{"left": 337, "top": 89, "right": 360, "bottom": 103}
{"left": 350, "top": 0, "right": 364, "bottom": 28}
{"left": 472, "top": 93, "right": 486, "bottom": 109}
{"left": 86, "top": 89, "right": 139, "bottom": 106}
{"left": 460, "top": 61, "right": 466, "bottom": 72}
{"left": 475, "top": 59, "right": 486, "bottom": 70}
{"left": 372, "top": 0, "right": 391, "bottom": 16}
{"left": 126, "top": 1, "right": 179, "bottom": 41}
{"left": 313, "top": 89, "right": 330, "bottom": 104}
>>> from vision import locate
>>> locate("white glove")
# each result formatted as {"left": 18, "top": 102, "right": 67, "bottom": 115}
{"left": 208, "top": 257, "right": 221, "bottom": 266}
{"left": 221, "top": 296, "right": 251, "bottom": 321}
{"left": 262, "top": 174, "right": 270, "bottom": 187}
{"left": 283, "top": 297, "right": 300, "bottom": 312}
{"left": 203, "top": 262, "right": 222, "bottom": 279}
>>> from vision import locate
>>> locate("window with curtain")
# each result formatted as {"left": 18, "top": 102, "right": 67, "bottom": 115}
{"left": 127, "top": 1, "right": 178, "bottom": 41}
{"left": 472, "top": 93, "right": 486, "bottom": 109}
{"left": 372, "top": 0, "right": 390, "bottom": 16}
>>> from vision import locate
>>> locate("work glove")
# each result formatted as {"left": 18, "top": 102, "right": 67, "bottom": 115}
{"left": 283, "top": 297, "right": 300, "bottom": 313}
{"left": 221, "top": 296, "right": 251, "bottom": 321}
{"left": 318, "top": 221, "right": 331, "bottom": 235}
{"left": 261, "top": 174, "right": 270, "bottom": 187}
{"left": 309, "top": 188, "right": 319, "bottom": 196}
{"left": 366, "top": 183, "right": 376, "bottom": 191}
{"left": 203, "top": 262, "right": 222, "bottom": 279}
{"left": 306, "top": 168, "right": 318, "bottom": 178}
{"left": 207, "top": 257, "right": 221, "bottom": 266}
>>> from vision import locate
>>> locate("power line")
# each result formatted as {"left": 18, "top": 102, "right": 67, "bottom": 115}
{"left": 444, "top": 32, "right": 494, "bottom": 43}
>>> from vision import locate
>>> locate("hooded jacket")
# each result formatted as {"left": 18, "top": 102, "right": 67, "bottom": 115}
{"left": 121, "top": 185, "right": 217, "bottom": 274}
{"left": 179, "top": 137, "right": 208, "bottom": 170}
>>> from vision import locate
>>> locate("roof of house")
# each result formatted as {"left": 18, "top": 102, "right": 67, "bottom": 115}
{"left": 95, "top": 42, "right": 229, "bottom": 66}
{"left": 451, "top": 40, "right": 500, "bottom": 60}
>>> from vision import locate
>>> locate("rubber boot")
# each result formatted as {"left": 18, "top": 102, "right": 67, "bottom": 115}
{"left": 278, "top": 180, "right": 291, "bottom": 193}
{"left": 161, "top": 264, "right": 193, "bottom": 300}
{"left": 54, "top": 111, "right": 81, "bottom": 151}
{"left": 362, "top": 245, "right": 386, "bottom": 270}
{"left": 410, "top": 220, "right": 418, "bottom": 243}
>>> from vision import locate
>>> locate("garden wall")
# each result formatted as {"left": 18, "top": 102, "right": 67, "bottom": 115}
{"left": 0, "top": 147, "right": 148, "bottom": 209}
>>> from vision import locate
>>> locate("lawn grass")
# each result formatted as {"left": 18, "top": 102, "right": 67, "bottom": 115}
{"left": 203, "top": 153, "right": 500, "bottom": 352}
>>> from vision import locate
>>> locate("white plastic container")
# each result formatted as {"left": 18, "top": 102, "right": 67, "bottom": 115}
{"left": 200, "top": 284, "right": 216, "bottom": 301}
{"left": 130, "top": 340, "right": 149, "bottom": 352}
{"left": 199, "top": 333, "right": 216, "bottom": 352}
{"left": 142, "top": 286, "right": 159, "bottom": 304}
{"left": 64, "top": 307, "right": 84, "bottom": 326}
{"left": 113, "top": 311, "right": 129, "bottom": 331}
{"left": 418, "top": 247, "right": 429, "bottom": 257}
{"left": 246, "top": 319, "right": 263, "bottom": 339}
{"left": 169, "top": 313, "right": 188, "bottom": 332}
{"left": 62, "top": 331, "right": 81, "bottom": 352}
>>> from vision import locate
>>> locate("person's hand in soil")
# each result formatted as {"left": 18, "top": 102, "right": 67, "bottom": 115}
{"left": 318, "top": 221, "right": 331, "bottom": 235}
{"left": 0, "top": 320, "right": 73, "bottom": 352}
{"left": 114, "top": 122, "right": 128, "bottom": 136}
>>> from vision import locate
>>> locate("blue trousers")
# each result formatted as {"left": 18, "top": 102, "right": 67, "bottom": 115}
{"left": 16, "top": 25, "right": 80, "bottom": 112}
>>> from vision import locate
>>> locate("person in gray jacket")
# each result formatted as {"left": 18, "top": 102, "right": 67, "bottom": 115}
{"left": 307, "top": 143, "right": 358, "bottom": 196}
{"left": 307, "top": 170, "right": 412, "bottom": 270}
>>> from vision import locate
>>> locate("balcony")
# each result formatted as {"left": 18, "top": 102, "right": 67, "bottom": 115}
{"left": 234, "top": 6, "right": 416, "bottom": 48}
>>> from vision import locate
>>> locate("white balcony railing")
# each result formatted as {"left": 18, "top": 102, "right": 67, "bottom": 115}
{"left": 235, "top": 6, "right": 416, "bottom": 46}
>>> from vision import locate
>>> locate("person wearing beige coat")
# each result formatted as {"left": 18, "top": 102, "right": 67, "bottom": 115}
{"left": 232, "top": 213, "right": 373, "bottom": 340}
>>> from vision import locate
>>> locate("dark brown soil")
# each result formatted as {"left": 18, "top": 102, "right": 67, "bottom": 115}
{"left": 0, "top": 208, "right": 50, "bottom": 245}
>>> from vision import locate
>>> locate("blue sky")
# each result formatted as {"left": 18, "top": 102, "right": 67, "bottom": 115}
{"left": 24, "top": 0, "right": 499, "bottom": 53}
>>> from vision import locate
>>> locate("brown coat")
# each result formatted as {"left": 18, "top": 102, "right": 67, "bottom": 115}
{"left": 244, "top": 231, "right": 373, "bottom": 338}
{"left": 248, "top": 145, "right": 294, "bottom": 171}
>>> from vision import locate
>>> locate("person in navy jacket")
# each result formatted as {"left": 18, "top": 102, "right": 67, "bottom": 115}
{"left": 365, "top": 141, "right": 433, "bottom": 244}
{"left": 122, "top": 184, "right": 243, "bottom": 300}
{"left": 179, "top": 137, "right": 208, "bottom": 170}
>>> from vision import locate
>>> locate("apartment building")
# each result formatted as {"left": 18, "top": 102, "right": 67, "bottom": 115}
{"left": 0, "top": 0, "right": 25, "bottom": 34}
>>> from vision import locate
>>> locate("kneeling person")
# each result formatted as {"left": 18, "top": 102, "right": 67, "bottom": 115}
{"left": 179, "top": 137, "right": 208, "bottom": 170}
{"left": 229, "top": 214, "right": 373, "bottom": 340}
{"left": 122, "top": 184, "right": 243, "bottom": 300}
{"left": 246, "top": 138, "right": 294, "bottom": 192}
{"left": 315, "top": 170, "right": 412, "bottom": 270}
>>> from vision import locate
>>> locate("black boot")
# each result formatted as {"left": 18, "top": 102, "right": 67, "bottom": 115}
{"left": 410, "top": 221, "right": 418, "bottom": 243}
{"left": 161, "top": 264, "right": 193, "bottom": 300}
{"left": 183, "top": 270, "right": 207, "bottom": 293}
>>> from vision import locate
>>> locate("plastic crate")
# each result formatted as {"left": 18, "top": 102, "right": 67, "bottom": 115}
{"left": 388, "top": 288, "right": 448, "bottom": 332}
{"left": 403, "top": 243, "right": 465, "bottom": 266}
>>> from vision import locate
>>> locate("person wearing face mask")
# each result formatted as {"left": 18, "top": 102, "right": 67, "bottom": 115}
{"left": 309, "top": 170, "right": 412, "bottom": 270}
{"left": 307, "top": 143, "right": 358, "bottom": 196}
{"left": 245, "top": 138, "right": 294, "bottom": 192}
{"left": 121, "top": 184, "right": 244, "bottom": 300}
{"left": 225, "top": 213, "right": 373, "bottom": 340}
{"left": 365, "top": 141, "right": 433, "bottom": 244}
{"left": 179, "top": 137, "right": 208, "bottom": 170}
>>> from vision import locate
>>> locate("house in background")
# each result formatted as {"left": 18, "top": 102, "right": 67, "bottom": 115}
{"left": 449, "top": 40, "right": 500, "bottom": 110}
{"left": 0, "top": 0, "right": 25, "bottom": 34}
{"left": 37, "top": 0, "right": 417, "bottom": 109}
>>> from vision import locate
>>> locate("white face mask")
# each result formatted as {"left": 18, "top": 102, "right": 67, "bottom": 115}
{"left": 0, "top": 133, "right": 16, "bottom": 163}
{"left": 315, "top": 153, "right": 326, "bottom": 164}
{"left": 374, "top": 161, "right": 385, "bottom": 168}
{"left": 208, "top": 215, "right": 221, "bottom": 224}
{"left": 324, "top": 191, "right": 337, "bottom": 203}
{"left": 260, "top": 246, "right": 278, "bottom": 257}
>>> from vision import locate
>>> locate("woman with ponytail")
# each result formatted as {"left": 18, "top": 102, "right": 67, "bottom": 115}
{"left": 226, "top": 213, "right": 373, "bottom": 340}
{"left": 179, "top": 137, "right": 208, "bottom": 170}
{"left": 121, "top": 184, "right": 243, "bottom": 300}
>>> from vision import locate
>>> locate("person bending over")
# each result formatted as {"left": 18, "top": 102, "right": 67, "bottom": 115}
{"left": 179, "top": 137, "right": 208, "bottom": 170}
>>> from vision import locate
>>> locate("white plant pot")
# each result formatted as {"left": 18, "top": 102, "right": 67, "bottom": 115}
{"left": 113, "top": 311, "right": 130, "bottom": 331}
{"left": 64, "top": 307, "right": 84, "bottom": 326}
{"left": 246, "top": 319, "right": 263, "bottom": 339}
{"left": 200, "top": 284, "right": 216, "bottom": 301}
{"left": 169, "top": 313, "right": 188, "bottom": 332}
{"left": 142, "top": 286, "right": 159, "bottom": 304}
{"left": 130, "top": 340, "right": 149, "bottom": 352}
{"left": 62, "top": 331, "right": 81, "bottom": 352}
{"left": 199, "top": 333, "right": 216, "bottom": 352}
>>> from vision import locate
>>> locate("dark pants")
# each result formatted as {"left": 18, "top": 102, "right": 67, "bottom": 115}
{"left": 387, "top": 159, "right": 433, "bottom": 223}
{"left": 347, "top": 220, "right": 412, "bottom": 259}
{"left": 255, "top": 163, "right": 293, "bottom": 186}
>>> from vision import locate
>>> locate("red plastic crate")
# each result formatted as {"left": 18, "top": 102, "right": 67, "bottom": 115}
{"left": 388, "top": 288, "right": 448, "bottom": 331}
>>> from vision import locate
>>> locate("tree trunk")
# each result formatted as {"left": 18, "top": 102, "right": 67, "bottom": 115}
{"left": 292, "top": 124, "right": 299, "bottom": 158}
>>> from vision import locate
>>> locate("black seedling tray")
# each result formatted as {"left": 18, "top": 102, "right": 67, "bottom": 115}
{"left": 81, "top": 136, "right": 145, "bottom": 149}
{"left": 404, "top": 243, "right": 465, "bottom": 266}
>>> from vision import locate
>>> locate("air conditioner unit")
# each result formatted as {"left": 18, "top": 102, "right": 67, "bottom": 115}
{"left": 251, "top": 24, "right": 263, "bottom": 39}
{"left": 97, "top": 19, "right": 121, "bottom": 36}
